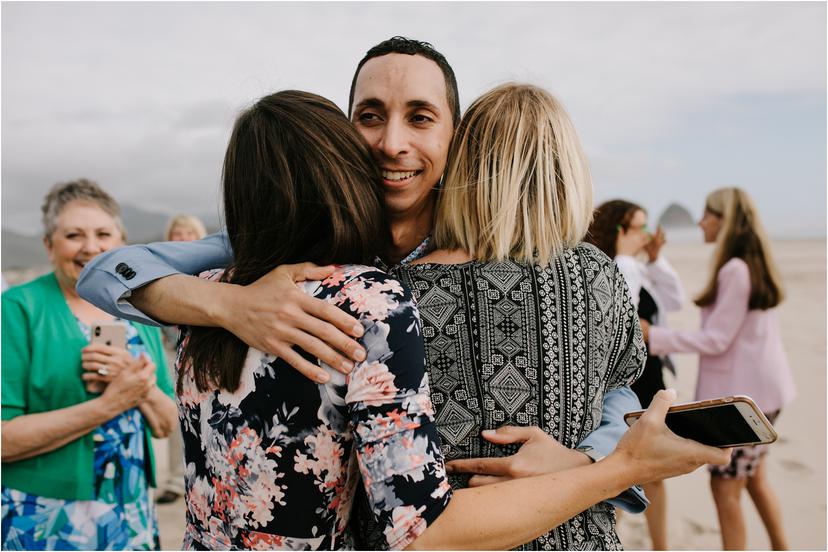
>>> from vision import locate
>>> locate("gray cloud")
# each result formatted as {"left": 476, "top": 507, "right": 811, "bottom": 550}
{"left": 2, "top": 2, "right": 825, "bottom": 236}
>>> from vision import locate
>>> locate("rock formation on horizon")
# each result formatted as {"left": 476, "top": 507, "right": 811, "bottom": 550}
{"left": 657, "top": 203, "right": 695, "bottom": 229}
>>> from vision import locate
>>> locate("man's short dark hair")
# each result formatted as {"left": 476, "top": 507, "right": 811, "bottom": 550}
{"left": 348, "top": 36, "right": 460, "bottom": 127}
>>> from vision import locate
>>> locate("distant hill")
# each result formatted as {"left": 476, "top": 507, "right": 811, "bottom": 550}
{"left": 1, "top": 230, "right": 48, "bottom": 270}
{"left": 2, "top": 204, "right": 223, "bottom": 270}
{"left": 657, "top": 203, "right": 695, "bottom": 229}
{"left": 656, "top": 203, "right": 699, "bottom": 242}
{"left": 120, "top": 204, "right": 170, "bottom": 244}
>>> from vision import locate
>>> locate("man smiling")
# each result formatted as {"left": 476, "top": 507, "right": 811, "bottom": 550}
{"left": 78, "top": 37, "right": 646, "bottom": 519}
{"left": 350, "top": 49, "right": 456, "bottom": 263}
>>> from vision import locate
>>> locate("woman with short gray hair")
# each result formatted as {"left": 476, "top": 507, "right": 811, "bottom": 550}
{"left": 2, "top": 179, "right": 177, "bottom": 550}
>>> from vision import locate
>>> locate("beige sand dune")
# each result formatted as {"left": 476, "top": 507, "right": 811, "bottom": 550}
{"left": 151, "top": 239, "right": 826, "bottom": 550}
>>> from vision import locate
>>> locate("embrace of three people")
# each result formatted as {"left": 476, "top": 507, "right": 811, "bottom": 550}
{"left": 3, "top": 36, "right": 732, "bottom": 551}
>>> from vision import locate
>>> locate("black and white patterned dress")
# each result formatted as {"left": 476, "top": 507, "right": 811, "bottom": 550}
{"left": 354, "top": 243, "right": 645, "bottom": 550}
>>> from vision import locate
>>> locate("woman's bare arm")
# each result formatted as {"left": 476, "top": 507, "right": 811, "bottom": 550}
{"left": 407, "top": 390, "right": 731, "bottom": 550}
{"left": 2, "top": 359, "right": 156, "bottom": 463}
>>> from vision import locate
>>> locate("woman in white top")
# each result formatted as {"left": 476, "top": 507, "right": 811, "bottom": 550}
{"left": 587, "top": 199, "right": 685, "bottom": 550}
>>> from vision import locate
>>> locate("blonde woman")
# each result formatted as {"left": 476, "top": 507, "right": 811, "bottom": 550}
{"left": 156, "top": 214, "right": 208, "bottom": 505}
{"left": 369, "top": 82, "right": 716, "bottom": 549}
{"left": 646, "top": 187, "right": 795, "bottom": 550}
{"left": 165, "top": 214, "right": 207, "bottom": 243}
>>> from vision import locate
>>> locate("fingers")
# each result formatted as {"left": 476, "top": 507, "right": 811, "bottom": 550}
{"left": 82, "top": 343, "right": 127, "bottom": 357}
{"left": 81, "top": 351, "right": 116, "bottom": 364}
{"left": 280, "top": 326, "right": 354, "bottom": 374}
{"left": 276, "top": 346, "right": 331, "bottom": 384}
{"left": 136, "top": 354, "right": 155, "bottom": 377}
{"left": 82, "top": 342, "right": 110, "bottom": 354}
{"left": 289, "top": 262, "right": 337, "bottom": 283}
{"left": 712, "top": 447, "right": 733, "bottom": 465}
{"left": 468, "top": 475, "right": 509, "bottom": 487}
{"left": 444, "top": 456, "right": 511, "bottom": 476}
{"left": 479, "top": 425, "right": 539, "bottom": 445}
{"left": 639, "top": 388, "right": 677, "bottom": 425}
{"left": 81, "top": 361, "right": 116, "bottom": 377}
{"left": 302, "top": 294, "right": 365, "bottom": 340}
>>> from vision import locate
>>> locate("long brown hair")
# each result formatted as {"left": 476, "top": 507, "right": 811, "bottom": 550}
{"left": 695, "top": 187, "right": 784, "bottom": 310}
{"left": 585, "top": 199, "right": 645, "bottom": 258}
{"left": 179, "top": 90, "right": 389, "bottom": 393}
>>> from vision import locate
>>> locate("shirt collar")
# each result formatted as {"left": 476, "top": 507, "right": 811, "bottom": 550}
{"left": 375, "top": 235, "right": 433, "bottom": 271}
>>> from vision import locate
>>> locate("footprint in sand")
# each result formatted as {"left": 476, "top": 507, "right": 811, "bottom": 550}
{"left": 778, "top": 458, "right": 813, "bottom": 474}
{"left": 685, "top": 519, "right": 718, "bottom": 535}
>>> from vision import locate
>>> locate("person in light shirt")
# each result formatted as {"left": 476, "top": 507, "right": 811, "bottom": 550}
{"left": 645, "top": 187, "right": 795, "bottom": 550}
{"left": 586, "top": 199, "right": 686, "bottom": 550}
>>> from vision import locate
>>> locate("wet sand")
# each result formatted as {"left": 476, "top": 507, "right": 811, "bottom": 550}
{"left": 150, "top": 239, "right": 826, "bottom": 550}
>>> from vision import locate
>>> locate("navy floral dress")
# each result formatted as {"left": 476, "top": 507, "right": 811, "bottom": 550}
{"left": 176, "top": 265, "right": 451, "bottom": 550}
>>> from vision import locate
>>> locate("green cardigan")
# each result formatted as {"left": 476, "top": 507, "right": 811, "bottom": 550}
{"left": 1, "top": 272, "right": 173, "bottom": 500}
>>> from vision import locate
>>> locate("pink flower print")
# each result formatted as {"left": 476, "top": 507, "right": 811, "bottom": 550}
{"left": 294, "top": 427, "right": 346, "bottom": 497}
{"left": 241, "top": 531, "right": 284, "bottom": 550}
{"left": 402, "top": 375, "right": 436, "bottom": 417}
{"left": 294, "top": 451, "right": 314, "bottom": 475}
{"left": 346, "top": 361, "right": 399, "bottom": 407}
{"left": 384, "top": 505, "right": 427, "bottom": 549}
{"left": 338, "top": 278, "right": 400, "bottom": 321}
{"left": 186, "top": 475, "right": 215, "bottom": 527}
{"left": 265, "top": 445, "right": 282, "bottom": 457}
{"left": 212, "top": 427, "right": 284, "bottom": 529}
{"left": 387, "top": 409, "right": 419, "bottom": 430}
{"left": 355, "top": 287, "right": 399, "bottom": 321}
{"left": 322, "top": 269, "right": 348, "bottom": 288}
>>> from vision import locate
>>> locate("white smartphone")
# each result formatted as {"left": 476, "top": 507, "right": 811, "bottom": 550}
{"left": 624, "top": 395, "right": 777, "bottom": 448}
{"left": 91, "top": 321, "right": 127, "bottom": 349}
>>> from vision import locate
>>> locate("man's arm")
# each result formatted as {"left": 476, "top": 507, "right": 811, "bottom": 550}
{"left": 577, "top": 386, "right": 649, "bottom": 513}
{"left": 77, "top": 232, "right": 234, "bottom": 325}
{"left": 77, "top": 232, "right": 366, "bottom": 382}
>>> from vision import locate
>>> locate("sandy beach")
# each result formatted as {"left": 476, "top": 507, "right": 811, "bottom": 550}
{"left": 147, "top": 238, "right": 826, "bottom": 550}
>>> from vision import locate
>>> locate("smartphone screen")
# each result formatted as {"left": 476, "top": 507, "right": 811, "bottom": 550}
{"left": 663, "top": 404, "right": 761, "bottom": 447}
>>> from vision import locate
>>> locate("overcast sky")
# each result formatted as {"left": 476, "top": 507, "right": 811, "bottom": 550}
{"left": 2, "top": 1, "right": 825, "bottom": 237}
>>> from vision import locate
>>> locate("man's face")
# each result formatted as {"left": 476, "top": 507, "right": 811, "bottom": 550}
{"left": 351, "top": 53, "right": 454, "bottom": 217}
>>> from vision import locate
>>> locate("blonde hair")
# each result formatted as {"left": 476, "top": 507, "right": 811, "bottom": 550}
{"left": 434, "top": 83, "right": 593, "bottom": 265}
{"left": 164, "top": 214, "right": 207, "bottom": 241}
{"left": 695, "top": 187, "right": 784, "bottom": 309}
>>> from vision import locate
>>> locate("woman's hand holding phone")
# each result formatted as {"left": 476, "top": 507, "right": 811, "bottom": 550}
{"left": 98, "top": 354, "right": 157, "bottom": 415}
{"left": 610, "top": 389, "right": 732, "bottom": 485}
{"left": 81, "top": 343, "right": 137, "bottom": 393}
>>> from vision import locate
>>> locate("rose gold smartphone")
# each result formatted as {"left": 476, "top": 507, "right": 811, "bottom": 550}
{"left": 624, "top": 395, "right": 777, "bottom": 448}
{"left": 91, "top": 321, "right": 127, "bottom": 349}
